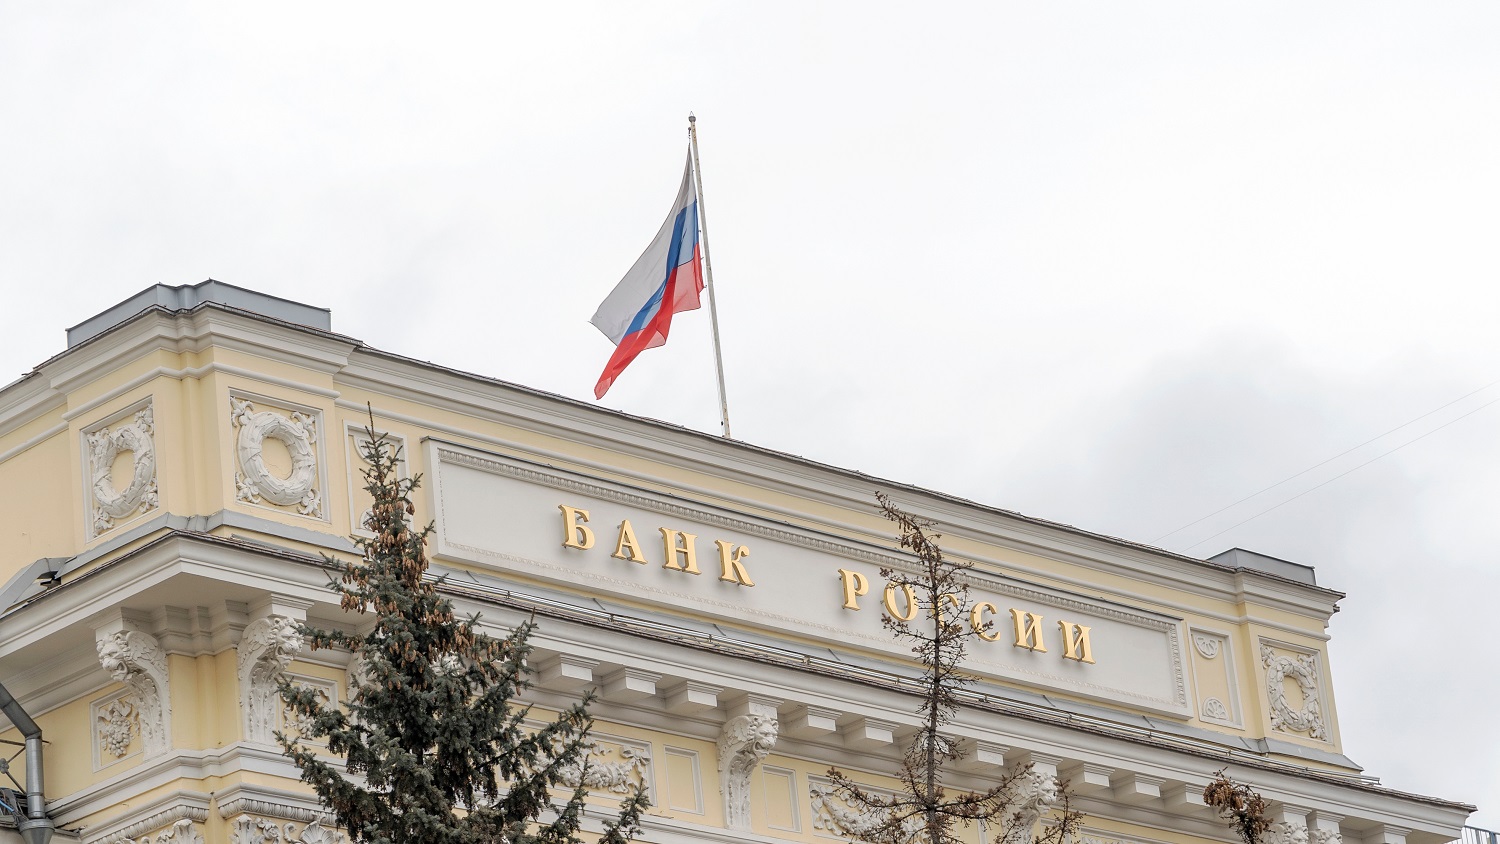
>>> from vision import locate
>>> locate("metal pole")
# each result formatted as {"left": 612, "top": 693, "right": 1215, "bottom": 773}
{"left": 688, "top": 113, "right": 733, "bottom": 439}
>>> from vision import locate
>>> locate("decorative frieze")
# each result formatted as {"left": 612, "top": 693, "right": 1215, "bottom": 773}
{"left": 95, "top": 629, "right": 171, "bottom": 758}
{"left": 556, "top": 737, "right": 651, "bottom": 795}
{"left": 809, "top": 780, "right": 922, "bottom": 842}
{"left": 85, "top": 401, "right": 159, "bottom": 538}
{"left": 231, "top": 395, "right": 324, "bottom": 519}
{"left": 238, "top": 615, "right": 304, "bottom": 744}
{"left": 719, "top": 712, "right": 778, "bottom": 831}
{"left": 230, "top": 817, "right": 346, "bottom": 844}
{"left": 129, "top": 819, "right": 204, "bottom": 844}
{"left": 88, "top": 805, "right": 209, "bottom": 844}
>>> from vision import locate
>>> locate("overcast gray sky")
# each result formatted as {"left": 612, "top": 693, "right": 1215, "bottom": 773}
{"left": 2, "top": 2, "right": 1496, "bottom": 828}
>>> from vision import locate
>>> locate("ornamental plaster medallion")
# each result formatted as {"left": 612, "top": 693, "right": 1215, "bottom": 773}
{"left": 1261, "top": 644, "right": 1327, "bottom": 740}
{"left": 1192, "top": 634, "right": 1222, "bottom": 659}
{"left": 86, "top": 403, "right": 159, "bottom": 538}
{"left": 95, "top": 629, "right": 171, "bottom": 758}
{"left": 231, "top": 397, "right": 323, "bottom": 519}
{"left": 718, "top": 713, "right": 778, "bottom": 831}
{"left": 238, "top": 615, "right": 304, "bottom": 744}
{"left": 556, "top": 738, "right": 651, "bottom": 795}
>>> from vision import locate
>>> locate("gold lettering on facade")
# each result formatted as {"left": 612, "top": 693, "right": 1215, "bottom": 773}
{"left": 838, "top": 569, "right": 869, "bottom": 610}
{"left": 882, "top": 582, "right": 919, "bottom": 622}
{"left": 559, "top": 504, "right": 594, "bottom": 550}
{"left": 933, "top": 593, "right": 963, "bottom": 620}
{"left": 715, "top": 540, "right": 754, "bottom": 586}
{"left": 660, "top": 528, "right": 701, "bottom": 574}
{"left": 1010, "top": 609, "right": 1047, "bottom": 652}
{"left": 969, "top": 601, "right": 1001, "bottom": 641}
{"left": 612, "top": 519, "right": 647, "bottom": 564}
{"left": 1058, "top": 621, "right": 1094, "bottom": 663}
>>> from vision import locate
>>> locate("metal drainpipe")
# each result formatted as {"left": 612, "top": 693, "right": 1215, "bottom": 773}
{"left": 0, "top": 680, "right": 53, "bottom": 844}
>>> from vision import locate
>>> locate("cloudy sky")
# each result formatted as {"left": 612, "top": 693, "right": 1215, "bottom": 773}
{"left": 2, "top": 2, "right": 1496, "bottom": 828}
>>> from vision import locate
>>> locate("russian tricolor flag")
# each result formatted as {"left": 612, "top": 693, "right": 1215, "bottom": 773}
{"left": 591, "top": 152, "right": 704, "bottom": 398}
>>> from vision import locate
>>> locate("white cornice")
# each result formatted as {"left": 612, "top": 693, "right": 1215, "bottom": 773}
{"left": 0, "top": 305, "right": 359, "bottom": 440}
{"left": 0, "top": 304, "right": 1342, "bottom": 630}
{"left": 333, "top": 346, "right": 1342, "bottom": 623}
{"left": 50, "top": 742, "right": 328, "bottom": 828}
{"left": 0, "top": 530, "right": 1465, "bottom": 840}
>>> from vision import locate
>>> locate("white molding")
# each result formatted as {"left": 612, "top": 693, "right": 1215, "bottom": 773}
{"left": 215, "top": 783, "right": 337, "bottom": 823}
{"left": 79, "top": 790, "right": 211, "bottom": 844}
{"left": 0, "top": 420, "right": 67, "bottom": 463}
{"left": 51, "top": 742, "right": 338, "bottom": 827}
{"left": 330, "top": 348, "right": 1342, "bottom": 622}
{"left": 0, "top": 532, "right": 1466, "bottom": 839}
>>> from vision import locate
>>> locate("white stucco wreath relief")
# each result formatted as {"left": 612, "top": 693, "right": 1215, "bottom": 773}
{"left": 1261, "top": 645, "right": 1327, "bottom": 740}
{"left": 87, "top": 403, "right": 159, "bottom": 537}
{"left": 231, "top": 397, "right": 323, "bottom": 518}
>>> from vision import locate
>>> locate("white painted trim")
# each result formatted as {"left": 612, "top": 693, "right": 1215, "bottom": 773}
{"left": 0, "top": 421, "right": 67, "bottom": 463}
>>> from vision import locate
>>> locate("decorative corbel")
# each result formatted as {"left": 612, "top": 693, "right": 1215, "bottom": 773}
{"left": 95, "top": 627, "right": 172, "bottom": 758}
{"left": 996, "top": 765, "right": 1062, "bottom": 844}
{"left": 237, "top": 615, "right": 304, "bottom": 744}
{"left": 717, "top": 699, "right": 779, "bottom": 831}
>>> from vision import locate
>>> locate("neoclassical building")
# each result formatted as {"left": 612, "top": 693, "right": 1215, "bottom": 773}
{"left": 0, "top": 282, "right": 1473, "bottom": 844}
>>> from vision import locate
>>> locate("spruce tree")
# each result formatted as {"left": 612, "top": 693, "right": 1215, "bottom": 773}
{"left": 279, "top": 428, "right": 649, "bottom": 844}
{"left": 825, "top": 494, "right": 1083, "bottom": 844}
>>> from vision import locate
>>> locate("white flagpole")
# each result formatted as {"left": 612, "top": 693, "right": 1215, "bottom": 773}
{"left": 688, "top": 113, "right": 733, "bottom": 439}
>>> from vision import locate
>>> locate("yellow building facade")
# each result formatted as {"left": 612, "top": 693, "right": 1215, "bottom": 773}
{"left": 0, "top": 282, "right": 1473, "bottom": 844}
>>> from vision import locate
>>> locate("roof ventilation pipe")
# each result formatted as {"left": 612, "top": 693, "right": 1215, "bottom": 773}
{"left": 0, "top": 681, "right": 53, "bottom": 844}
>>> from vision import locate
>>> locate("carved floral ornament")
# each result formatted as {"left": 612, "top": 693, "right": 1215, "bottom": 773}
{"left": 809, "top": 768, "right": 1059, "bottom": 844}
{"left": 555, "top": 739, "right": 651, "bottom": 795}
{"left": 810, "top": 782, "right": 925, "bottom": 843}
{"left": 96, "top": 696, "right": 139, "bottom": 760}
{"left": 1201, "top": 697, "right": 1231, "bottom": 721}
{"left": 87, "top": 403, "right": 159, "bottom": 537}
{"left": 1261, "top": 644, "right": 1327, "bottom": 740}
{"left": 231, "top": 817, "right": 346, "bottom": 844}
{"left": 124, "top": 819, "right": 204, "bottom": 844}
{"left": 1192, "top": 634, "right": 1222, "bottom": 659}
{"left": 231, "top": 397, "right": 323, "bottom": 519}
